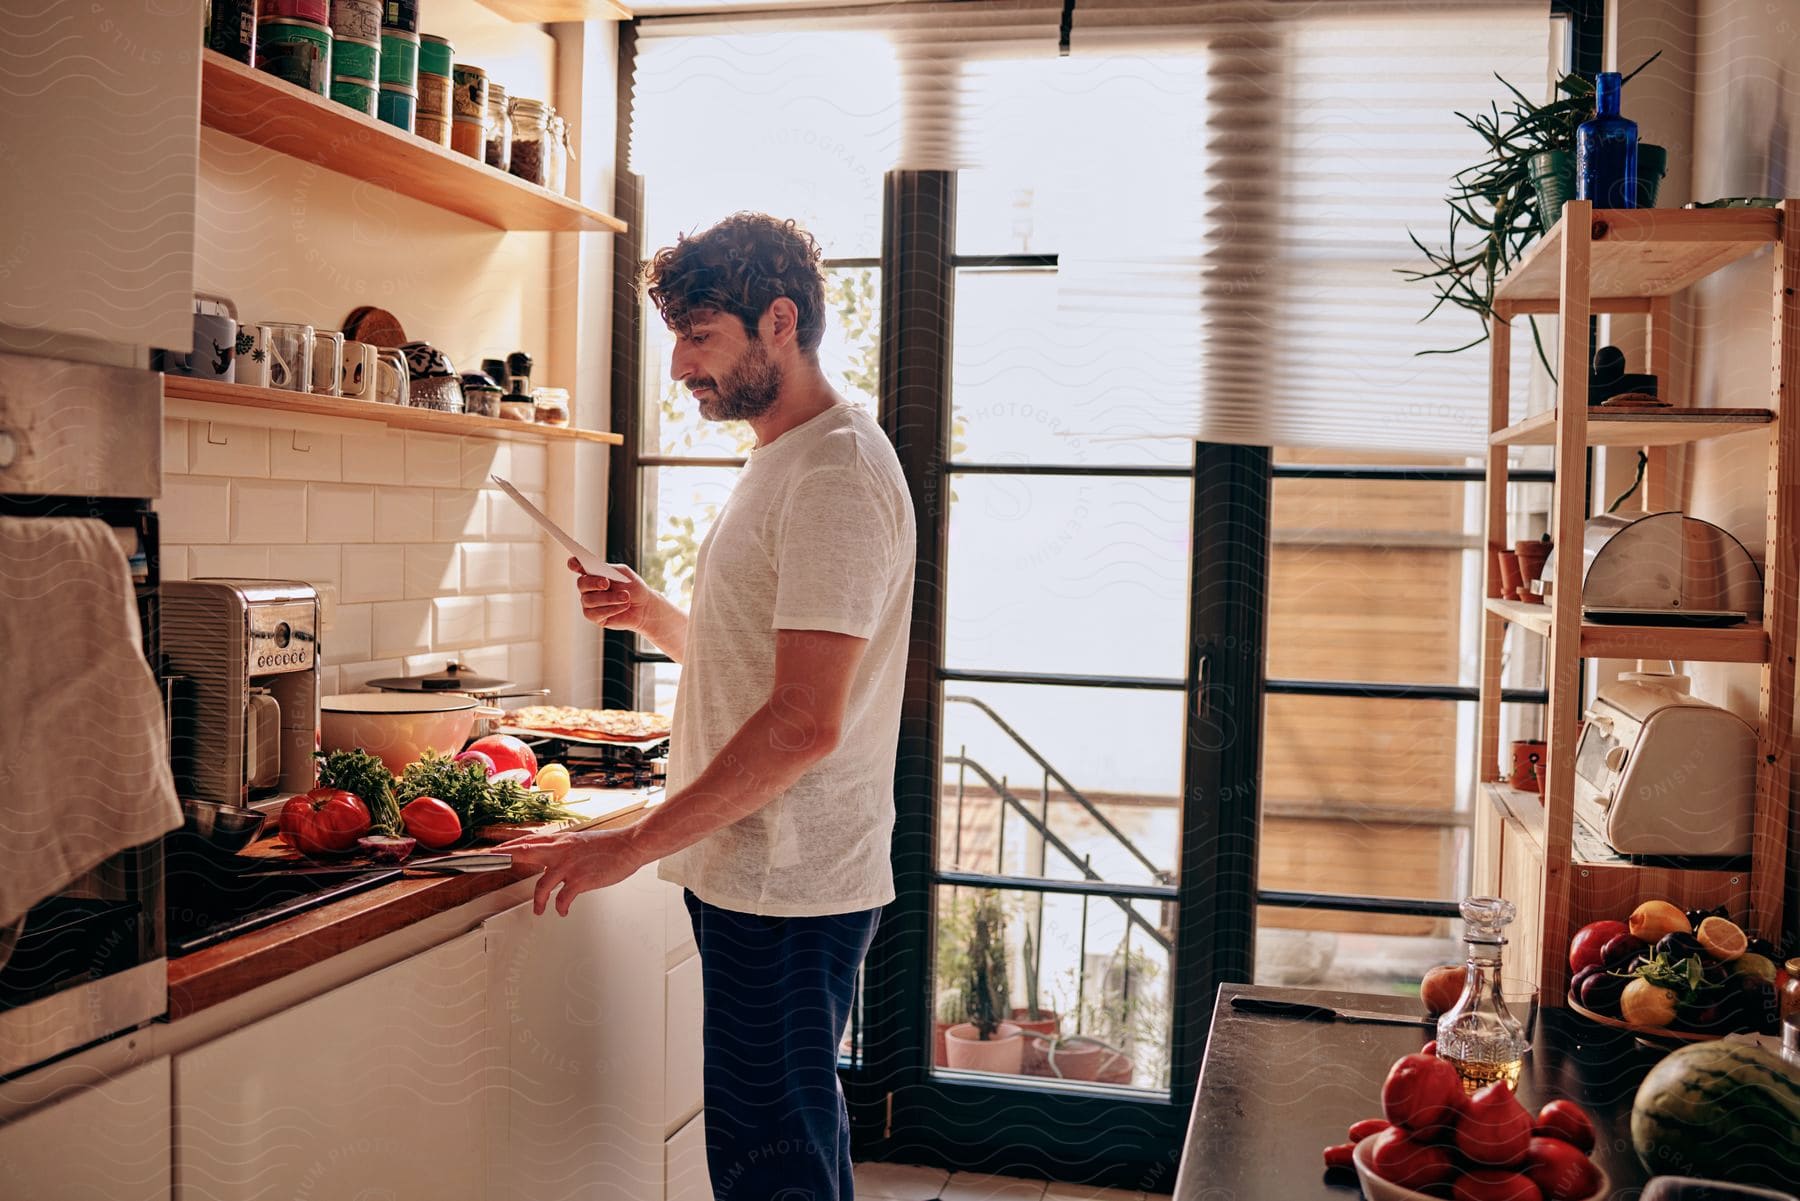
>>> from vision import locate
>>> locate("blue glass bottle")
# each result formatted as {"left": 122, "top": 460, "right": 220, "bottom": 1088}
{"left": 1576, "top": 71, "right": 1639, "bottom": 208}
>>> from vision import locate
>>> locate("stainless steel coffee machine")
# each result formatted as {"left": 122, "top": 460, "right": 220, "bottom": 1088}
{"left": 161, "top": 580, "right": 320, "bottom": 815}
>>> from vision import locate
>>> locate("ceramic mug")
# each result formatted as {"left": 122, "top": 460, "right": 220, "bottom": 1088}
{"left": 340, "top": 340, "right": 378, "bottom": 400}
{"left": 237, "top": 325, "right": 273, "bottom": 387}
{"left": 310, "top": 330, "right": 345, "bottom": 396}
{"left": 260, "top": 322, "right": 314, "bottom": 392}
{"left": 374, "top": 348, "right": 409, "bottom": 405}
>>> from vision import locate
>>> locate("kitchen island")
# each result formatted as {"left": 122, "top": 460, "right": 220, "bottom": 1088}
{"left": 1174, "top": 984, "right": 1655, "bottom": 1200}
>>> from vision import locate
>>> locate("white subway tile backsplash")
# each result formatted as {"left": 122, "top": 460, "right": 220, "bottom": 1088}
{"left": 231, "top": 480, "right": 309, "bottom": 543}
{"left": 160, "top": 544, "right": 189, "bottom": 581}
{"left": 372, "top": 599, "right": 433, "bottom": 658}
{"left": 460, "top": 439, "right": 501, "bottom": 490}
{"left": 342, "top": 428, "right": 407, "bottom": 484}
{"left": 190, "top": 544, "right": 272, "bottom": 579}
{"left": 511, "top": 544, "right": 546, "bottom": 589}
{"left": 404, "top": 432, "right": 462, "bottom": 487}
{"left": 188, "top": 422, "right": 270, "bottom": 478}
{"left": 271, "top": 430, "right": 343, "bottom": 482}
{"left": 403, "top": 651, "right": 451, "bottom": 677}
{"left": 163, "top": 420, "right": 188, "bottom": 475}
{"left": 485, "top": 592, "right": 535, "bottom": 643}
{"left": 457, "top": 645, "right": 510, "bottom": 679}
{"left": 157, "top": 476, "right": 230, "bottom": 544}
{"left": 338, "top": 658, "right": 403, "bottom": 693}
{"left": 434, "top": 489, "right": 485, "bottom": 541}
{"left": 341, "top": 544, "right": 403, "bottom": 604}
{"left": 509, "top": 442, "right": 547, "bottom": 491}
{"left": 316, "top": 664, "right": 341, "bottom": 696}
{"left": 460, "top": 542, "right": 511, "bottom": 592}
{"left": 508, "top": 641, "right": 543, "bottom": 689}
{"left": 376, "top": 487, "right": 434, "bottom": 543}
{"left": 405, "top": 543, "right": 461, "bottom": 599}
{"left": 308, "top": 484, "right": 375, "bottom": 543}
{"left": 280, "top": 545, "right": 342, "bottom": 590}
{"left": 432, "top": 595, "right": 486, "bottom": 649}
{"left": 328, "top": 602, "right": 373, "bottom": 664}
{"left": 485, "top": 489, "right": 542, "bottom": 541}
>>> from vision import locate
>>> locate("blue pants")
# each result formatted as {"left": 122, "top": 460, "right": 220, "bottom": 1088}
{"left": 685, "top": 891, "right": 881, "bottom": 1201}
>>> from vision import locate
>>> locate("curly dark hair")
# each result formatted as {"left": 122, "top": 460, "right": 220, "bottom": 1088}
{"left": 643, "top": 213, "right": 828, "bottom": 354}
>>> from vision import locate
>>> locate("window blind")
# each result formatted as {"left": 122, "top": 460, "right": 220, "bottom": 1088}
{"left": 629, "top": 0, "right": 1550, "bottom": 453}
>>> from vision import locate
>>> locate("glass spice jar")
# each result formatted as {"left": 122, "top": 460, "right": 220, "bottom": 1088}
{"left": 531, "top": 386, "right": 570, "bottom": 428}
{"left": 484, "top": 81, "right": 510, "bottom": 172}
{"left": 508, "top": 97, "right": 549, "bottom": 187}
{"left": 546, "top": 112, "right": 567, "bottom": 195}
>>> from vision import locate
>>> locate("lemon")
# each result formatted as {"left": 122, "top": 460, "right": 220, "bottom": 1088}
{"left": 1620, "top": 977, "right": 1678, "bottom": 1027}
{"left": 1628, "top": 899, "right": 1691, "bottom": 941}
{"left": 1695, "top": 915, "right": 1746, "bottom": 962}
{"left": 533, "top": 762, "right": 572, "bottom": 800}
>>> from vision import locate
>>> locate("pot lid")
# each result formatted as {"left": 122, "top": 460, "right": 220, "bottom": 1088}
{"left": 366, "top": 661, "right": 514, "bottom": 693}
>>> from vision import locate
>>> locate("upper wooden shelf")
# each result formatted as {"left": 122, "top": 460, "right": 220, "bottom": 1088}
{"left": 1484, "top": 597, "right": 1769, "bottom": 663}
{"left": 199, "top": 50, "right": 626, "bottom": 234}
{"left": 1493, "top": 207, "right": 1779, "bottom": 305}
{"left": 163, "top": 376, "right": 623, "bottom": 446}
{"left": 1491, "top": 407, "right": 1775, "bottom": 447}
{"left": 1481, "top": 780, "right": 1546, "bottom": 855}
{"left": 474, "top": 0, "right": 632, "bottom": 18}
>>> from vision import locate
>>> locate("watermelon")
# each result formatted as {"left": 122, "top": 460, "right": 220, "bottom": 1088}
{"left": 1630, "top": 1038, "right": 1800, "bottom": 1186}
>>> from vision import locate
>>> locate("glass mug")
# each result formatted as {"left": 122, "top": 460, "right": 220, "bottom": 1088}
{"left": 341, "top": 340, "right": 378, "bottom": 400}
{"left": 310, "top": 330, "right": 345, "bottom": 396}
{"left": 260, "top": 322, "right": 314, "bottom": 393}
{"left": 374, "top": 348, "right": 409, "bottom": 405}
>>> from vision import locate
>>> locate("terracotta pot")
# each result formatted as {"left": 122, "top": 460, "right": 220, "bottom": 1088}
{"left": 1010, "top": 1009, "right": 1060, "bottom": 1075}
{"left": 1515, "top": 539, "right": 1552, "bottom": 604}
{"left": 1045, "top": 1039, "right": 1107, "bottom": 1082}
{"left": 932, "top": 1020, "right": 952, "bottom": 1068}
{"left": 1509, "top": 740, "right": 1548, "bottom": 794}
{"left": 943, "top": 1021, "right": 1023, "bottom": 1073}
{"left": 1486, "top": 543, "right": 1507, "bottom": 598}
{"left": 1497, "top": 549, "right": 1524, "bottom": 601}
{"left": 1095, "top": 1046, "right": 1134, "bottom": 1085}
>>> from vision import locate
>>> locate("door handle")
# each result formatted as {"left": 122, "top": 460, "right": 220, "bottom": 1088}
{"left": 1195, "top": 646, "right": 1211, "bottom": 719}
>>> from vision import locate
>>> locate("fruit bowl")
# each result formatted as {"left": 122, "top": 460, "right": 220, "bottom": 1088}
{"left": 1567, "top": 990, "right": 1725, "bottom": 1045}
{"left": 1352, "top": 1136, "right": 1610, "bottom": 1201}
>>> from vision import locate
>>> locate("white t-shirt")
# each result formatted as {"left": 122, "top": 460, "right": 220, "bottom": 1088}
{"left": 657, "top": 402, "right": 916, "bottom": 917}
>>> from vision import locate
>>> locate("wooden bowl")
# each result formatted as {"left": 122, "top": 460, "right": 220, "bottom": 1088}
{"left": 1566, "top": 990, "right": 1723, "bottom": 1045}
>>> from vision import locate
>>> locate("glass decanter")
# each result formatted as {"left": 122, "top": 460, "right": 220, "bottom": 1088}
{"left": 1436, "top": 896, "right": 1528, "bottom": 1093}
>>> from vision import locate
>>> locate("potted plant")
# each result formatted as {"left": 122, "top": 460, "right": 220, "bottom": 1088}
{"left": 943, "top": 891, "right": 1023, "bottom": 1073}
{"left": 1012, "top": 924, "right": 1063, "bottom": 1075}
{"left": 932, "top": 895, "right": 974, "bottom": 1067}
{"left": 1403, "top": 56, "right": 1667, "bottom": 372}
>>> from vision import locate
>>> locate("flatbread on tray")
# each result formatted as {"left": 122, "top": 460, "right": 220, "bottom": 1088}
{"left": 502, "top": 705, "right": 672, "bottom": 743}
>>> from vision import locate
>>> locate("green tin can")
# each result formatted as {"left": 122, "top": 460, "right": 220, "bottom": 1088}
{"left": 256, "top": 18, "right": 332, "bottom": 95}
{"left": 332, "top": 35, "right": 378, "bottom": 81}
{"left": 379, "top": 29, "right": 417, "bottom": 87}
{"left": 417, "top": 32, "right": 454, "bottom": 78}
{"left": 331, "top": 76, "right": 377, "bottom": 115}
{"left": 377, "top": 82, "right": 416, "bottom": 134}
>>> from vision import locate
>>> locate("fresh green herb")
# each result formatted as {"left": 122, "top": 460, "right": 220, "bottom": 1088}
{"left": 1633, "top": 951, "right": 1703, "bottom": 1000}
{"left": 316, "top": 748, "right": 402, "bottom": 836}
{"left": 395, "top": 751, "right": 576, "bottom": 835}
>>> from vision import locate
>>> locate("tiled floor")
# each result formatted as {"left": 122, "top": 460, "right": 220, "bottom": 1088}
{"left": 852, "top": 1162, "right": 1170, "bottom": 1200}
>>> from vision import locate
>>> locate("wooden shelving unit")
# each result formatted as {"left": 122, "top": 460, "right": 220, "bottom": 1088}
{"left": 1476, "top": 200, "right": 1797, "bottom": 1008}
{"left": 474, "top": 0, "right": 632, "bottom": 20}
{"left": 199, "top": 51, "right": 627, "bottom": 234}
{"left": 163, "top": 376, "right": 623, "bottom": 446}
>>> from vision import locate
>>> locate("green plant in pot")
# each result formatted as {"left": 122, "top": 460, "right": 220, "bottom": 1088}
{"left": 1014, "top": 923, "right": 1064, "bottom": 1075}
{"left": 942, "top": 890, "right": 1023, "bottom": 1073}
{"left": 931, "top": 895, "right": 974, "bottom": 1067}
{"left": 1402, "top": 55, "right": 1666, "bottom": 372}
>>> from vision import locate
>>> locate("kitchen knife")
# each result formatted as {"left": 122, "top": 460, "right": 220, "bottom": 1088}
{"left": 489, "top": 474, "right": 629, "bottom": 583}
{"left": 1229, "top": 995, "right": 1434, "bottom": 1028}
{"left": 244, "top": 853, "right": 514, "bottom": 877}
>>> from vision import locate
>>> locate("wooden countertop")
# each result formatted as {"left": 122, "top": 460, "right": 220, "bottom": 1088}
{"left": 167, "top": 790, "right": 654, "bottom": 1020}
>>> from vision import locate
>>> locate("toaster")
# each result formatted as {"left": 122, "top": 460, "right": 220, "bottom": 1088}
{"left": 1571, "top": 673, "right": 1757, "bottom": 857}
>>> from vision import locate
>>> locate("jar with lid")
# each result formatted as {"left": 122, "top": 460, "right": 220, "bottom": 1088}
{"left": 484, "top": 81, "right": 511, "bottom": 172}
{"left": 450, "top": 63, "right": 488, "bottom": 159}
{"left": 546, "top": 112, "right": 568, "bottom": 195}
{"left": 1781, "top": 957, "right": 1800, "bottom": 1022}
{"left": 531, "top": 386, "right": 570, "bottom": 428}
{"left": 508, "top": 97, "right": 549, "bottom": 187}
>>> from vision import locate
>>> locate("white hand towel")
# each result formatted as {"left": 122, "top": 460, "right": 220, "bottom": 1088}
{"left": 0, "top": 516, "right": 181, "bottom": 928}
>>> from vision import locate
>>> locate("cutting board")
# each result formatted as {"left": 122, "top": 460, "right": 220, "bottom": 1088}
{"left": 473, "top": 786, "right": 658, "bottom": 844}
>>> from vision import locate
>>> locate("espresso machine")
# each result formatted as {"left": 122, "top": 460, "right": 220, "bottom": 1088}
{"left": 161, "top": 579, "right": 321, "bottom": 815}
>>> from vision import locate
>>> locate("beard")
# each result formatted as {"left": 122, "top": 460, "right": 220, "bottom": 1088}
{"left": 692, "top": 339, "right": 782, "bottom": 421}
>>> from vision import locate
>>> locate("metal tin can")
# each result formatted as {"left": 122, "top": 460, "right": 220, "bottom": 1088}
{"left": 260, "top": 0, "right": 329, "bottom": 22}
{"left": 331, "top": 36, "right": 378, "bottom": 81}
{"left": 414, "top": 113, "right": 451, "bottom": 146}
{"left": 328, "top": 0, "right": 382, "bottom": 42}
{"left": 330, "top": 76, "right": 378, "bottom": 116}
{"left": 380, "top": 0, "right": 418, "bottom": 34}
{"left": 256, "top": 18, "right": 332, "bottom": 95}
{"left": 451, "top": 118, "right": 483, "bottom": 159}
{"left": 418, "top": 33, "right": 454, "bottom": 79}
{"left": 377, "top": 82, "right": 416, "bottom": 134}
{"left": 378, "top": 29, "right": 417, "bottom": 87}
{"left": 416, "top": 66, "right": 451, "bottom": 120}
{"left": 207, "top": 0, "right": 257, "bottom": 63}
{"left": 451, "top": 63, "right": 487, "bottom": 122}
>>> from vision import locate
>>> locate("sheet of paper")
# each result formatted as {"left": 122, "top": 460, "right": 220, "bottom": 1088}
{"left": 489, "top": 474, "right": 629, "bottom": 582}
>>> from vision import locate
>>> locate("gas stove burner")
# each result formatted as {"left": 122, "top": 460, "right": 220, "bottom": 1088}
{"left": 508, "top": 733, "right": 668, "bottom": 788}
{"left": 567, "top": 757, "right": 665, "bottom": 790}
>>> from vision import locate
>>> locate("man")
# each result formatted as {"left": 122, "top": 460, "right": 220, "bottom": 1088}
{"left": 504, "top": 212, "right": 916, "bottom": 1201}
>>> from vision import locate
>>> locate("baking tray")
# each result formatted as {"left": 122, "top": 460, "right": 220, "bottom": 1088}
{"left": 493, "top": 725, "right": 669, "bottom": 750}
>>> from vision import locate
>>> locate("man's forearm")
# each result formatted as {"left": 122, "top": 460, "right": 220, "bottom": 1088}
{"left": 640, "top": 597, "right": 690, "bottom": 664}
{"left": 624, "top": 700, "right": 836, "bottom": 862}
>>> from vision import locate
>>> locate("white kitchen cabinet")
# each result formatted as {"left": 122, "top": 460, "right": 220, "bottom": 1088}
{"left": 171, "top": 930, "right": 490, "bottom": 1201}
{"left": 663, "top": 954, "right": 703, "bottom": 1137}
{"left": 663, "top": 1112, "right": 710, "bottom": 1201}
{"left": 0, "top": 1057, "right": 171, "bottom": 1200}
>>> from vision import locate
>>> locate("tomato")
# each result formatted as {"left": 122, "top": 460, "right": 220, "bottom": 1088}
{"left": 1322, "top": 1142, "right": 1355, "bottom": 1170}
{"left": 1347, "top": 1118, "right": 1392, "bottom": 1143}
{"left": 1421, "top": 1039, "right": 1439, "bottom": 1057}
{"left": 279, "top": 789, "right": 371, "bottom": 855}
{"left": 1381, "top": 1052, "right": 1464, "bottom": 1134}
{"left": 1366, "top": 1127, "right": 1455, "bottom": 1192}
{"left": 1522, "top": 1136, "right": 1598, "bottom": 1201}
{"left": 401, "top": 796, "right": 462, "bottom": 849}
{"left": 1531, "top": 1100, "right": 1596, "bottom": 1152}
{"left": 467, "top": 734, "right": 537, "bottom": 778}
{"left": 1455, "top": 1082, "right": 1534, "bottom": 1168}
{"left": 1453, "top": 1169, "right": 1545, "bottom": 1201}
{"left": 1568, "top": 920, "right": 1629, "bottom": 975}
{"left": 533, "top": 762, "right": 571, "bottom": 800}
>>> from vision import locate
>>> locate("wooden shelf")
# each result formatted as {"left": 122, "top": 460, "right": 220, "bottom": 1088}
{"left": 1491, "top": 407, "right": 1775, "bottom": 447}
{"left": 1481, "top": 780, "right": 1545, "bottom": 855}
{"left": 1493, "top": 207, "right": 1778, "bottom": 304}
{"left": 1484, "top": 597, "right": 1770, "bottom": 663}
{"left": 199, "top": 50, "right": 626, "bottom": 234}
{"left": 163, "top": 376, "right": 623, "bottom": 445}
{"left": 474, "top": 0, "right": 631, "bottom": 19}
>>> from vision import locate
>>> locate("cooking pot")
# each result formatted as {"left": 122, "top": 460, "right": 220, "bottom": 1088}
{"left": 364, "top": 661, "right": 548, "bottom": 739}
{"left": 321, "top": 693, "right": 503, "bottom": 775}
